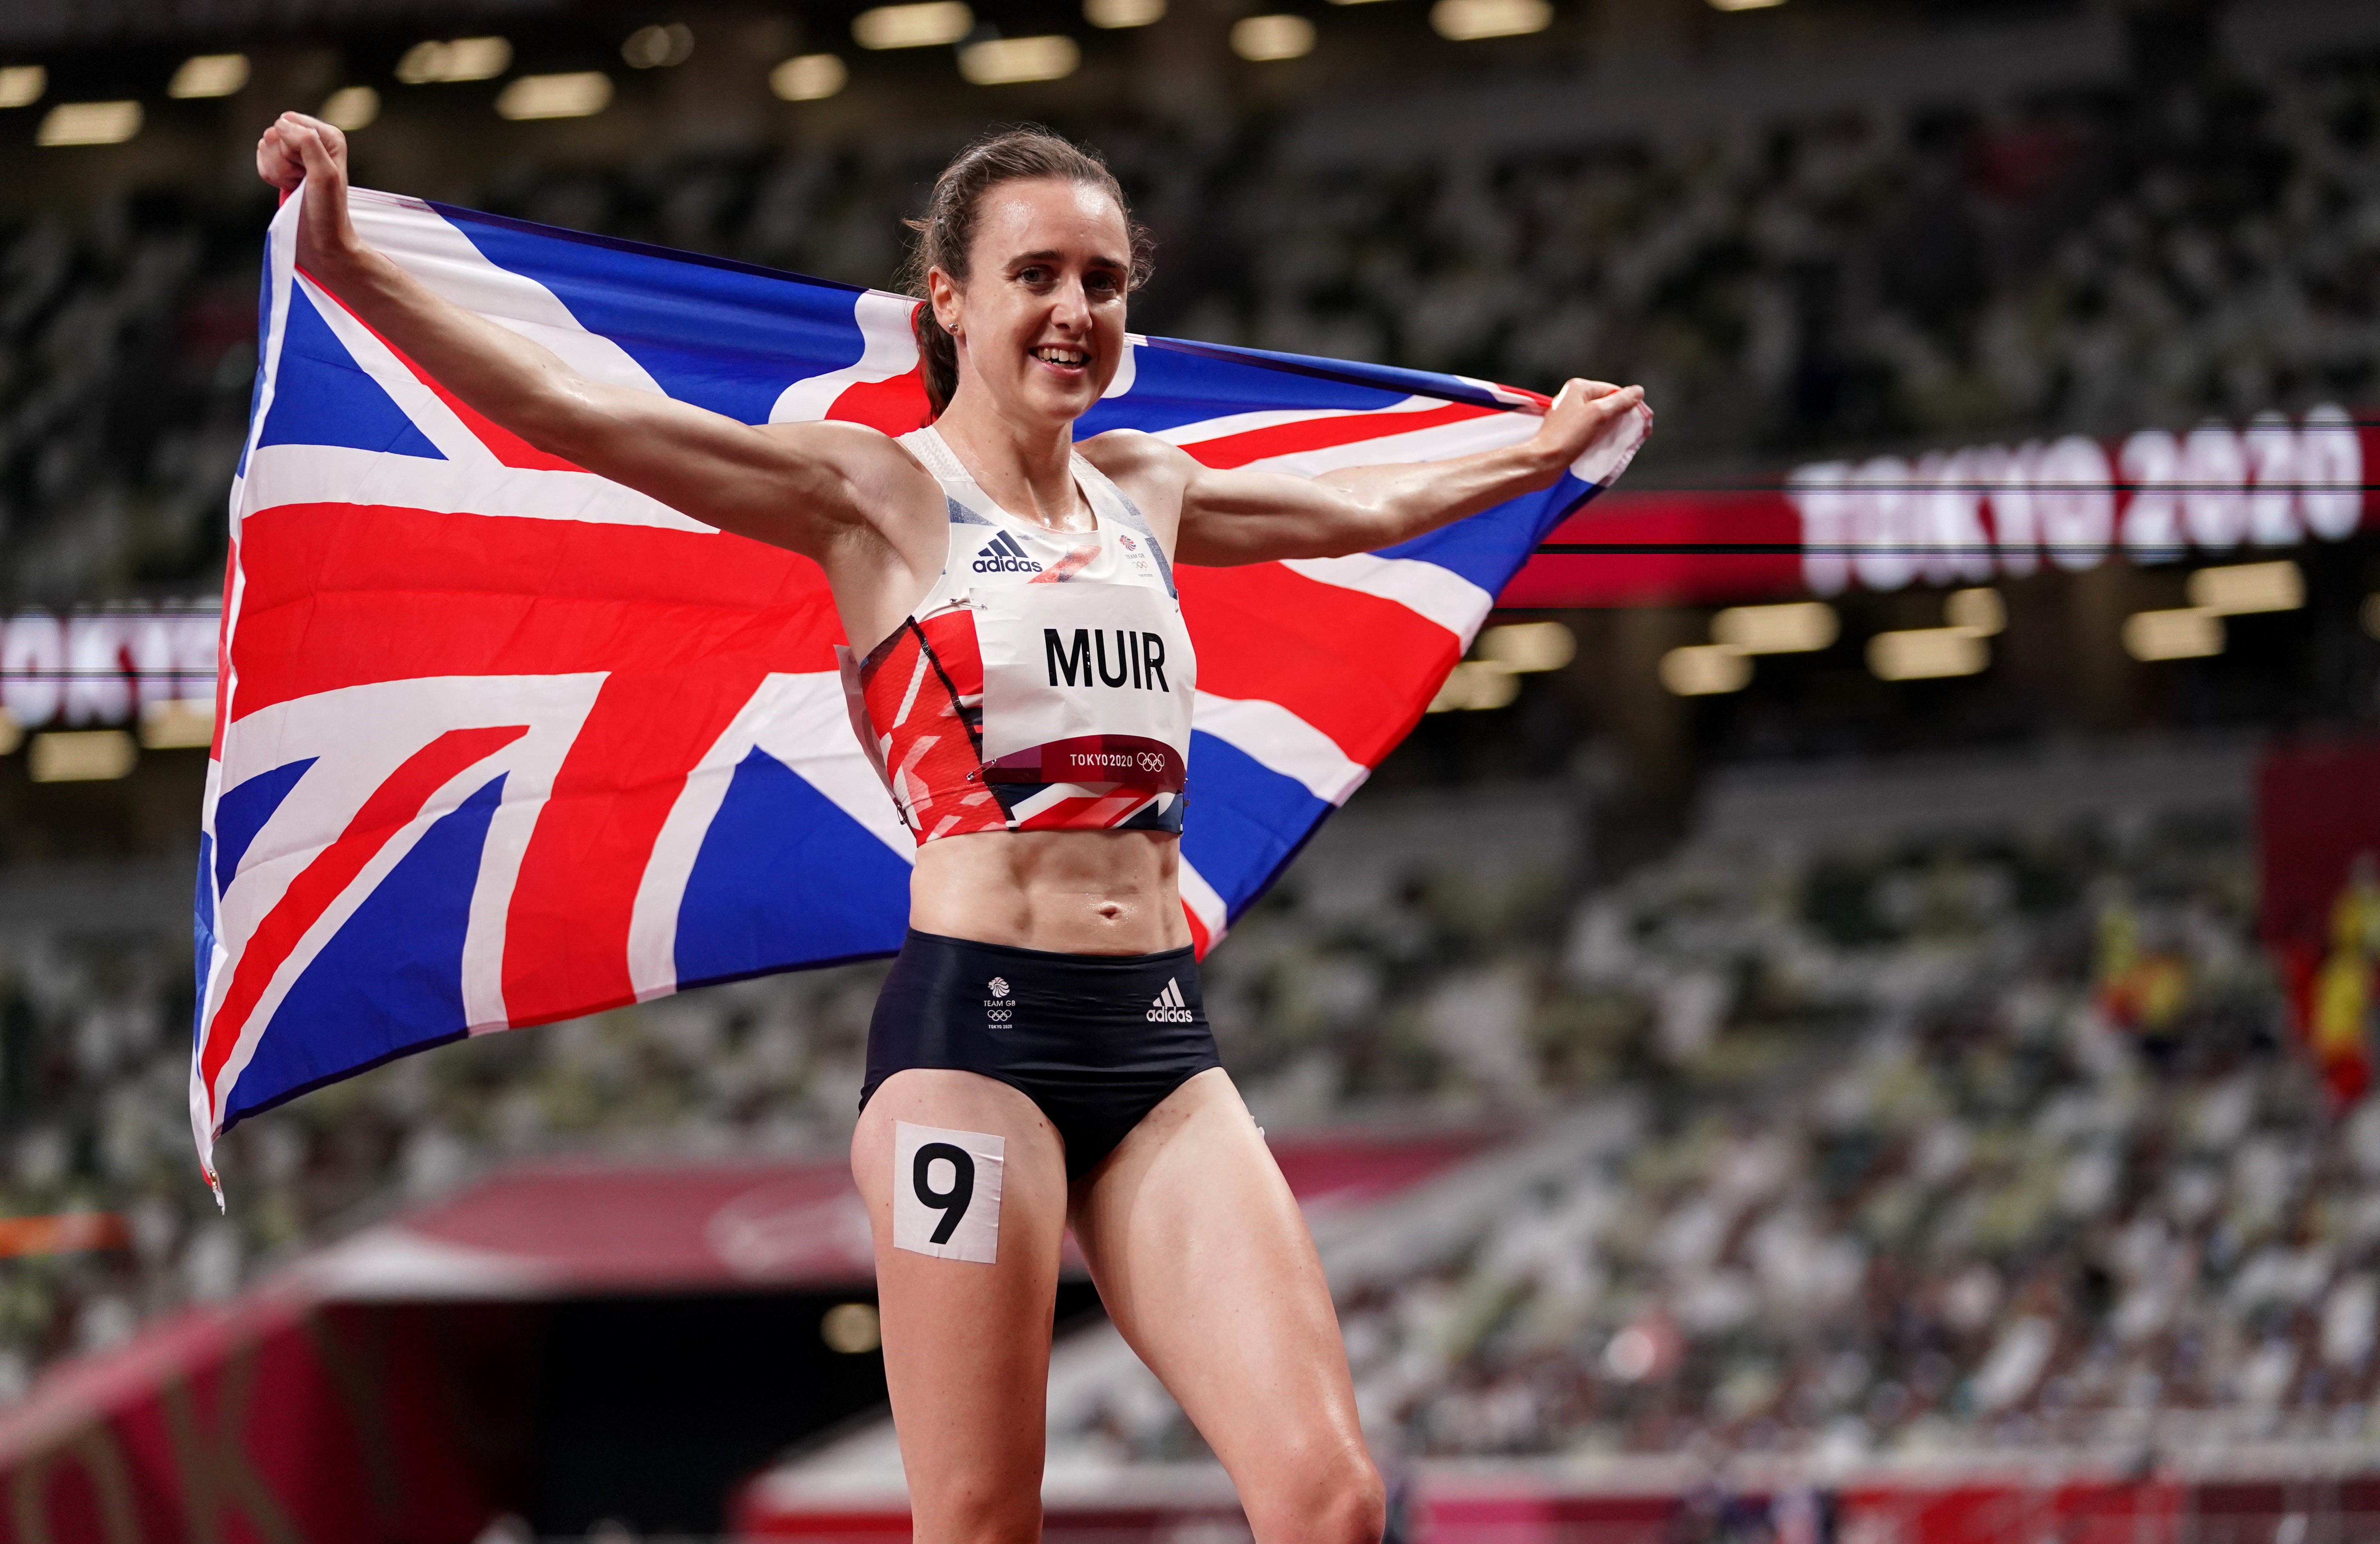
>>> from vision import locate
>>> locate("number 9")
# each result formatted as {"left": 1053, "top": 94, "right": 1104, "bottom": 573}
{"left": 912, "top": 1142, "right": 977, "bottom": 1245}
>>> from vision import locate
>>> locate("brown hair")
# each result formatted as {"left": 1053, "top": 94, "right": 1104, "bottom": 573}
{"left": 900, "top": 125, "right": 1154, "bottom": 418}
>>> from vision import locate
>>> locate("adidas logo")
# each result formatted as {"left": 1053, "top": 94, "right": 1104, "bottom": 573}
{"left": 971, "top": 530, "right": 1042, "bottom": 574}
{"left": 1147, "top": 978, "right": 1194, "bottom": 1023}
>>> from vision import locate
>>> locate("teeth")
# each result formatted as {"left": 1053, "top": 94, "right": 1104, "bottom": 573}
{"left": 1035, "top": 348, "right": 1086, "bottom": 365}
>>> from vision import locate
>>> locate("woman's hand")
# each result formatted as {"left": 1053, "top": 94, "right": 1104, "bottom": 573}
{"left": 1526, "top": 377, "right": 1650, "bottom": 473}
{"left": 254, "top": 111, "right": 362, "bottom": 282}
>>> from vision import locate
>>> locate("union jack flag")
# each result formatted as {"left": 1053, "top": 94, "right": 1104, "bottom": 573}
{"left": 192, "top": 184, "right": 1647, "bottom": 1185}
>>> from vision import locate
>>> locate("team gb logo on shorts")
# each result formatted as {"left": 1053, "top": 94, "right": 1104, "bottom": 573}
{"left": 989, "top": 977, "right": 1010, "bottom": 998}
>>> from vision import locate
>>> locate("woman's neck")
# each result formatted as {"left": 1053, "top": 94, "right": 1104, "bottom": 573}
{"left": 931, "top": 393, "right": 1087, "bottom": 532}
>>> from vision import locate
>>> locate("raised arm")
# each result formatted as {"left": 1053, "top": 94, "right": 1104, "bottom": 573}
{"left": 256, "top": 113, "right": 924, "bottom": 561}
{"left": 1153, "top": 378, "right": 1649, "bottom": 567}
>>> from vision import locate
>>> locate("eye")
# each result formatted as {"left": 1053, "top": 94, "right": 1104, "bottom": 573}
{"left": 1016, "top": 265, "right": 1051, "bottom": 284}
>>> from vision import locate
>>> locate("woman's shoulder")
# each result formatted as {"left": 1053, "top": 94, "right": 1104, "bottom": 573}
{"left": 1076, "top": 427, "right": 1192, "bottom": 490}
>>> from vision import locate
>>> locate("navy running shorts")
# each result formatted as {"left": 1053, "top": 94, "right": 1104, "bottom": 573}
{"left": 860, "top": 928, "right": 1223, "bottom": 1180}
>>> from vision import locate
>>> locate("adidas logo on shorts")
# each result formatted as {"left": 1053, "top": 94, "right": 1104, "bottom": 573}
{"left": 971, "top": 530, "right": 1042, "bottom": 574}
{"left": 1147, "top": 978, "right": 1194, "bottom": 1023}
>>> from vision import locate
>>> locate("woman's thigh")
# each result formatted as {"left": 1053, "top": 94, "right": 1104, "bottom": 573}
{"left": 851, "top": 1068, "right": 1070, "bottom": 1540}
{"left": 1068, "top": 1069, "right": 1380, "bottom": 1542}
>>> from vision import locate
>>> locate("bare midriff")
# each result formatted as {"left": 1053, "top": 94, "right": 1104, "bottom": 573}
{"left": 907, "top": 828, "right": 1190, "bottom": 955}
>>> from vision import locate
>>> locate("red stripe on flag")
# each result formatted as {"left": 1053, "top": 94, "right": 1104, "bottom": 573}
{"left": 200, "top": 724, "right": 529, "bottom": 1107}
{"left": 498, "top": 662, "right": 765, "bottom": 1024}
{"left": 826, "top": 369, "right": 933, "bottom": 436}
{"left": 1176, "top": 562, "right": 1461, "bottom": 767}
{"left": 1181, "top": 402, "right": 1502, "bottom": 470}
{"left": 229, "top": 504, "right": 843, "bottom": 718}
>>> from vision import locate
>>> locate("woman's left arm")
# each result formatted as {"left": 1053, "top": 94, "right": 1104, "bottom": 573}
{"left": 1160, "top": 378, "right": 1649, "bottom": 566}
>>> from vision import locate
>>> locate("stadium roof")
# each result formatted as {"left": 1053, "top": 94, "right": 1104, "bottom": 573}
{"left": 0, "top": 0, "right": 562, "bottom": 50}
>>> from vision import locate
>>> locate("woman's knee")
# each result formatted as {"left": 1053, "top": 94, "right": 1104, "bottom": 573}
{"left": 1244, "top": 1441, "right": 1386, "bottom": 1544}
{"left": 915, "top": 1485, "right": 1042, "bottom": 1544}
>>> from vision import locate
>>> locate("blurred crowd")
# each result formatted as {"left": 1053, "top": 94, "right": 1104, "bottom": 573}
{"left": 1061, "top": 806, "right": 2380, "bottom": 1468}
{"left": 7, "top": 44, "right": 2380, "bottom": 602}
{"left": 0, "top": 930, "right": 896, "bottom": 1402}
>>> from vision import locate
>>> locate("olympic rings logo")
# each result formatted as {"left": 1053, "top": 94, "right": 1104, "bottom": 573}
{"left": 1137, "top": 751, "right": 1166, "bottom": 773}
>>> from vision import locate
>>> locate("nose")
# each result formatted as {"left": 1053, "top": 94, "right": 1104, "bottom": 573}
{"left": 1049, "top": 276, "right": 1092, "bottom": 332}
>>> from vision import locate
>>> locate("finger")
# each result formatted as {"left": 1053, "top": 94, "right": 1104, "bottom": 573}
{"left": 257, "top": 126, "right": 304, "bottom": 190}
{"left": 291, "top": 122, "right": 338, "bottom": 178}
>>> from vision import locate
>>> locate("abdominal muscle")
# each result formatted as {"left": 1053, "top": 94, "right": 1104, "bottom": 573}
{"left": 906, "top": 828, "right": 1191, "bottom": 955}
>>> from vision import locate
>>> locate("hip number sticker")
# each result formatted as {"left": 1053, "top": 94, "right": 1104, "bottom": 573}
{"left": 892, "top": 1121, "right": 1005, "bottom": 1263}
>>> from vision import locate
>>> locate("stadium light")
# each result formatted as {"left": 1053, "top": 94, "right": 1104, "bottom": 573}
{"left": 853, "top": 2, "right": 975, "bottom": 49}
{"left": 1230, "top": 14, "right": 1315, "bottom": 59}
{"left": 2363, "top": 595, "right": 2380, "bottom": 641}
{"left": 958, "top": 35, "right": 1081, "bottom": 83}
{"left": 496, "top": 73, "right": 615, "bottom": 120}
{"left": 2187, "top": 560, "right": 2303, "bottom": 616}
{"left": 622, "top": 23, "right": 696, "bottom": 68}
{"left": 1476, "top": 621, "right": 1576, "bottom": 673}
{"left": 29, "top": 730, "right": 136, "bottom": 783}
{"left": 1430, "top": 0, "right": 1551, "bottom": 39}
{"left": 168, "top": 54, "right": 250, "bottom": 99}
{"left": 1867, "top": 628, "right": 1987, "bottom": 681}
{"left": 37, "top": 101, "right": 141, "bottom": 147}
{"left": 821, "top": 1302, "right": 882, "bottom": 1353}
{"left": 139, "top": 701, "right": 213, "bottom": 751}
{"left": 395, "top": 37, "right": 513, "bottom": 84}
{"left": 770, "top": 55, "right": 849, "bottom": 100}
{"left": 1427, "top": 661, "right": 1520, "bottom": 712}
{"left": 0, "top": 66, "right": 45, "bottom": 109}
{"left": 1707, "top": 0, "right": 1785, "bottom": 10}
{"left": 2123, "top": 608, "right": 2224, "bottom": 662}
{"left": 320, "top": 85, "right": 380, "bottom": 130}
{"left": 1086, "top": 0, "right": 1167, "bottom": 27}
{"left": 1660, "top": 645, "right": 1751, "bottom": 696}
{"left": 1710, "top": 601, "right": 1835, "bottom": 655}
{"left": 1945, "top": 587, "right": 2006, "bottom": 636}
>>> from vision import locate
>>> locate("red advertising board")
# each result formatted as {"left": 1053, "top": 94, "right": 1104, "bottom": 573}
{"left": 1503, "top": 405, "right": 2376, "bottom": 608}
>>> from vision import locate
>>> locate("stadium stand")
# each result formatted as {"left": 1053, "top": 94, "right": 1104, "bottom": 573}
{"left": 8, "top": 43, "right": 2380, "bottom": 603}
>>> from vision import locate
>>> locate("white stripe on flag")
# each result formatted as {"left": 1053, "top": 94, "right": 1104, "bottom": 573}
{"left": 242, "top": 445, "right": 713, "bottom": 533}
{"left": 1177, "top": 856, "right": 1229, "bottom": 948}
{"left": 769, "top": 289, "right": 920, "bottom": 424}
{"left": 1192, "top": 692, "right": 1368, "bottom": 805}
{"left": 1222, "top": 408, "right": 1537, "bottom": 479}
{"left": 1280, "top": 553, "right": 1494, "bottom": 646}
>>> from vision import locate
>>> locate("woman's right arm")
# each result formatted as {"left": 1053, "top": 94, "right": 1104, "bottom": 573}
{"left": 258, "top": 112, "right": 915, "bottom": 560}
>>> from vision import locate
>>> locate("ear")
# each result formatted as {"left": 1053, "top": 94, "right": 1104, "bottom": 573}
{"left": 926, "top": 267, "right": 963, "bottom": 336}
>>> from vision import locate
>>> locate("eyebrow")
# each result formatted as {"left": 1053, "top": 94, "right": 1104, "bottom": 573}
{"left": 1011, "top": 249, "right": 1128, "bottom": 270}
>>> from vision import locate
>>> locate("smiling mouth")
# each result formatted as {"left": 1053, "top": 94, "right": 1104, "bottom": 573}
{"left": 1033, "top": 346, "right": 1089, "bottom": 368}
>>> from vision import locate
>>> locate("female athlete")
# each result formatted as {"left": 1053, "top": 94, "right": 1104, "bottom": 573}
{"left": 257, "top": 115, "right": 1649, "bottom": 1544}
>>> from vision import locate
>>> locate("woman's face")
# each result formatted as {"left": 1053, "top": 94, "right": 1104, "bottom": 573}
{"left": 931, "top": 177, "right": 1131, "bottom": 429}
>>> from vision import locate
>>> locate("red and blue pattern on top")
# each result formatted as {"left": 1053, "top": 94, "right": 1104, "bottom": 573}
{"left": 190, "top": 182, "right": 1647, "bottom": 1186}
